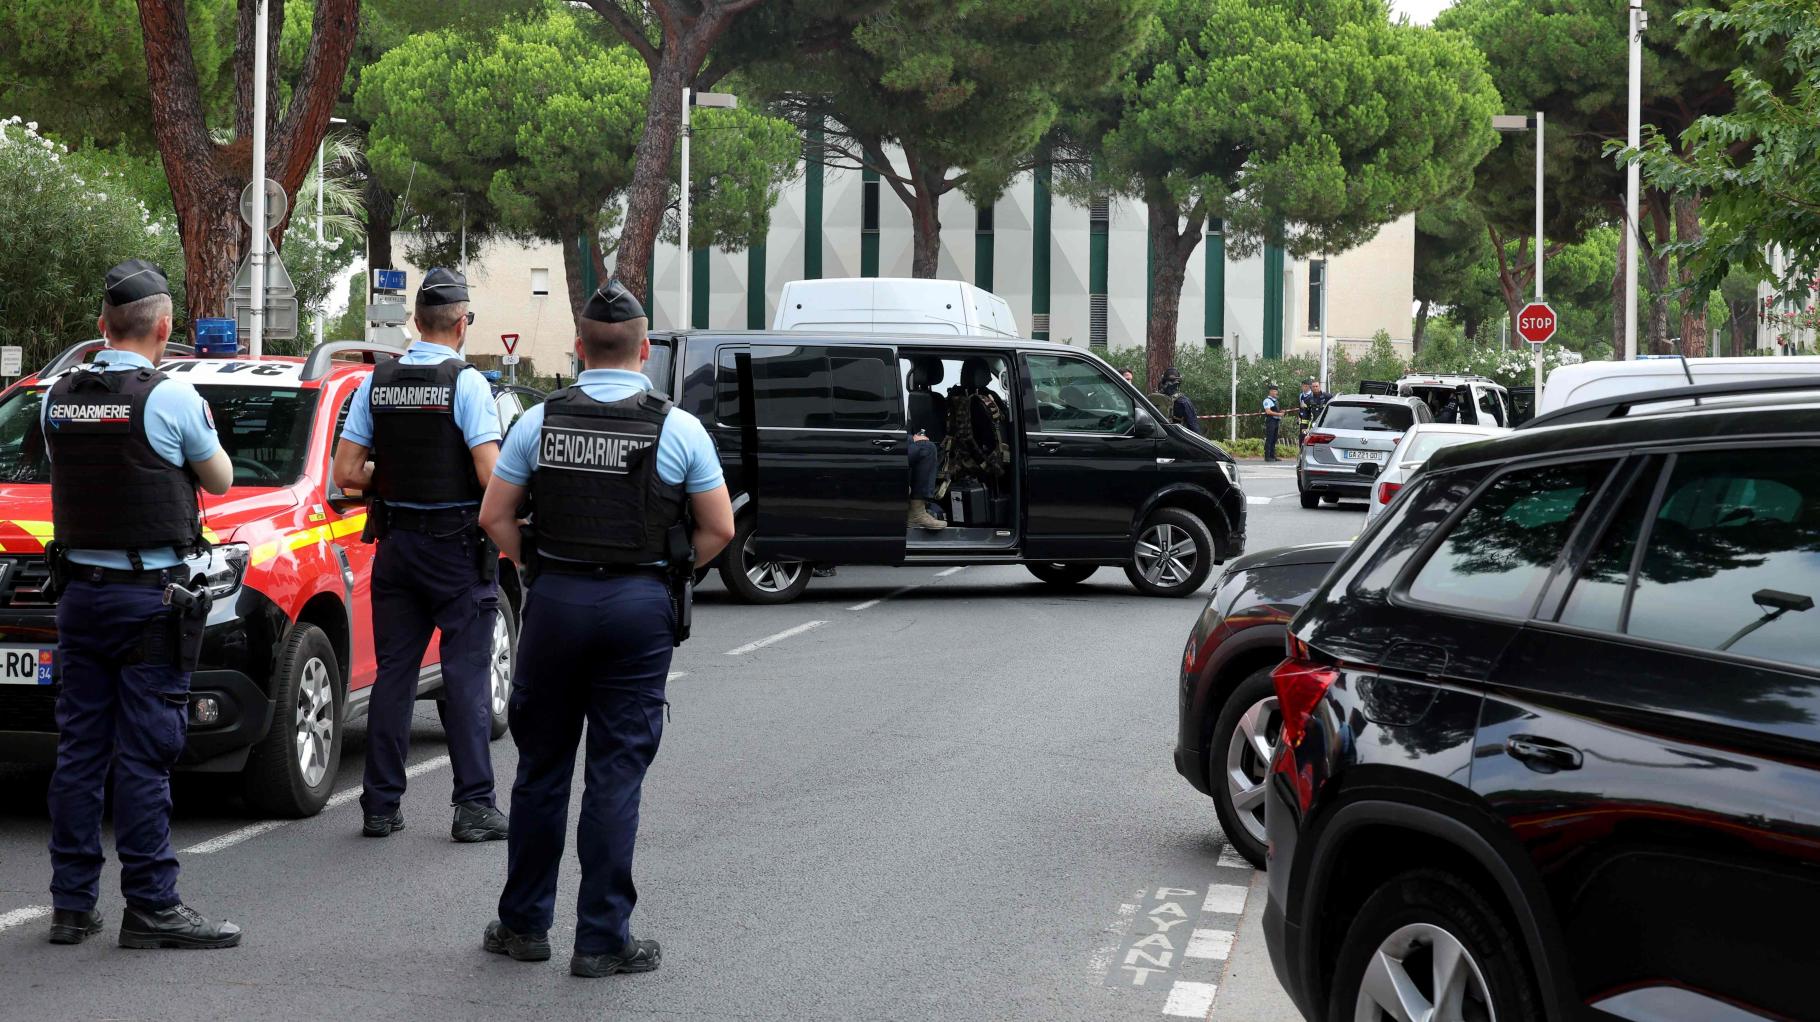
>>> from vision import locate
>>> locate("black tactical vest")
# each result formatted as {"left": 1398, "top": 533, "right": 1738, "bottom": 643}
{"left": 368, "top": 358, "right": 484, "bottom": 503}
{"left": 531, "top": 388, "right": 686, "bottom": 566}
{"left": 45, "top": 366, "right": 201, "bottom": 552}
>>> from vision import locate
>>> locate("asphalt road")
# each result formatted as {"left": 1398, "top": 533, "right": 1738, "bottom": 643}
{"left": 0, "top": 461, "right": 1361, "bottom": 1021}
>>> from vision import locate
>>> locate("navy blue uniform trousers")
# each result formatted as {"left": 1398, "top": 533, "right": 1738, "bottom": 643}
{"left": 48, "top": 579, "right": 189, "bottom": 912}
{"left": 361, "top": 524, "right": 499, "bottom": 817}
{"left": 497, "top": 573, "right": 671, "bottom": 954}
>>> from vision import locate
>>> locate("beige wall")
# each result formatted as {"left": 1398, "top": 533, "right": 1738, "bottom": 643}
{"left": 1288, "top": 214, "right": 1416, "bottom": 358}
{"left": 397, "top": 238, "right": 576, "bottom": 379}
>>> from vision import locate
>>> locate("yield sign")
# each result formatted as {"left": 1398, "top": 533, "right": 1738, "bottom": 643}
{"left": 501, "top": 333, "right": 519, "bottom": 355}
{"left": 1517, "top": 302, "right": 1558, "bottom": 345}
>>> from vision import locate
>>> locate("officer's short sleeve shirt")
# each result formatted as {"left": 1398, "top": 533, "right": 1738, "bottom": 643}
{"left": 494, "top": 369, "right": 724, "bottom": 495}
{"left": 1263, "top": 397, "right": 1279, "bottom": 413}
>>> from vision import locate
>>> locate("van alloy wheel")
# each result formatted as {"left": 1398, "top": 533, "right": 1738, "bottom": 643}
{"left": 1353, "top": 922, "right": 1496, "bottom": 1022}
{"left": 1223, "top": 694, "right": 1279, "bottom": 848}
{"left": 1135, "top": 522, "right": 1197, "bottom": 587}
{"left": 294, "top": 657, "right": 335, "bottom": 790}
{"left": 745, "top": 537, "right": 805, "bottom": 594}
{"left": 490, "top": 611, "right": 512, "bottom": 719}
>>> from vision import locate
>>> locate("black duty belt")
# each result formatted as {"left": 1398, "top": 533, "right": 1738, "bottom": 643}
{"left": 537, "top": 560, "right": 666, "bottom": 581}
{"left": 71, "top": 564, "right": 182, "bottom": 587}
{"left": 388, "top": 506, "right": 479, "bottom": 534}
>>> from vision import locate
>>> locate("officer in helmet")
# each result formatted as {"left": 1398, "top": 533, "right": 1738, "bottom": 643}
{"left": 42, "top": 259, "right": 240, "bottom": 948}
{"left": 478, "top": 281, "right": 734, "bottom": 977}
{"left": 331, "top": 268, "right": 509, "bottom": 843}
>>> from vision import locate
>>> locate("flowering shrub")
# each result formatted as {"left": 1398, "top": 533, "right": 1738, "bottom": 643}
{"left": 0, "top": 117, "right": 184, "bottom": 369}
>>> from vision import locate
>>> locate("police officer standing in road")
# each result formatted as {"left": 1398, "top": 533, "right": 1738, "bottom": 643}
{"left": 331, "top": 268, "right": 509, "bottom": 843}
{"left": 478, "top": 281, "right": 734, "bottom": 978}
{"left": 1262, "top": 385, "right": 1284, "bottom": 461}
{"left": 43, "top": 260, "right": 241, "bottom": 949}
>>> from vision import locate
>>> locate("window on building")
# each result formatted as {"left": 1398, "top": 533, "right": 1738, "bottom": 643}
{"left": 529, "top": 268, "right": 550, "bottom": 296}
{"left": 976, "top": 203, "right": 994, "bottom": 233}
{"left": 1307, "top": 259, "right": 1325, "bottom": 333}
{"left": 862, "top": 179, "right": 880, "bottom": 233}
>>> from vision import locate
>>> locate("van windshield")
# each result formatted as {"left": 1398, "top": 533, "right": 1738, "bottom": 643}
{"left": 1319, "top": 402, "right": 1413, "bottom": 433}
{"left": 0, "top": 384, "right": 320, "bottom": 487}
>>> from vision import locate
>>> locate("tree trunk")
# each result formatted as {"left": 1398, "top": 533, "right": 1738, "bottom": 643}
{"left": 1487, "top": 226, "right": 1532, "bottom": 350}
{"left": 612, "top": 56, "right": 693, "bottom": 302}
{"left": 1143, "top": 187, "right": 1202, "bottom": 391}
{"left": 1613, "top": 224, "right": 1628, "bottom": 357}
{"left": 172, "top": 179, "right": 247, "bottom": 319}
{"left": 563, "top": 222, "right": 589, "bottom": 331}
{"left": 1644, "top": 197, "right": 1673, "bottom": 355}
{"left": 904, "top": 152, "right": 947, "bottom": 279}
{"left": 1413, "top": 299, "right": 1430, "bottom": 353}
{"left": 1675, "top": 193, "right": 1708, "bottom": 357}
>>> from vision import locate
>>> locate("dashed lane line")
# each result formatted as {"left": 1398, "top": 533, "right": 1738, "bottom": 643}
{"left": 724, "top": 620, "right": 826, "bottom": 656}
{"left": 1246, "top": 496, "right": 1274, "bottom": 506}
{"left": 1163, "top": 981, "right": 1220, "bottom": 1019}
{"left": 848, "top": 587, "right": 915, "bottom": 612}
{"left": 184, "top": 754, "right": 456, "bottom": 855}
{"left": 0, "top": 906, "right": 50, "bottom": 933}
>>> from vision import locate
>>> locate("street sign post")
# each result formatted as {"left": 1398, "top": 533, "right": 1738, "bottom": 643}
{"left": 501, "top": 334, "right": 521, "bottom": 382}
{"left": 500, "top": 333, "right": 519, "bottom": 354}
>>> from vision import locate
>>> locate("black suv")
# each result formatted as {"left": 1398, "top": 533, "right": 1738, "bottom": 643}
{"left": 1263, "top": 380, "right": 1820, "bottom": 1022}
{"left": 645, "top": 332, "right": 1246, "bottom": 602}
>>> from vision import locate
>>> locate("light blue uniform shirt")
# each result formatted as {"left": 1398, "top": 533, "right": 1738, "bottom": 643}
{"left": 42, "top": 349, "right": 222, "bottom": 569}
{"left": 341, "top": 340, "right": 502, "bottom": 509}
{"left": 495, "top": 369, "right": 723, "bottom": 494}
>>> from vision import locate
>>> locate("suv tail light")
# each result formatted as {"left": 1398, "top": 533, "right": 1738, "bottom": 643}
{"left": 1272, "top": 640, "right": 1338, "bottom": 747}
{"left": 1377, "top": 481, "right": 1402, "bottom": 505}
{"left": 1305, "top": 432, "right": 1335, "bottom": 445}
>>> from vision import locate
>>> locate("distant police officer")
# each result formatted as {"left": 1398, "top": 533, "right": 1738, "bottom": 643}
{"left": 1159, "top": 366, "right": 1202, "bottom": 435}
{"left": 479, "top": 282, "right": 734, "bottom": 977}
{"left": 43, "top": 260, "right": 240, "bottom": 949}
{"left": 1262, "top": 385, "right": 1284, "bottom": 460}
{"left": 331, "top": 268, "right": 509, "bottom": 843}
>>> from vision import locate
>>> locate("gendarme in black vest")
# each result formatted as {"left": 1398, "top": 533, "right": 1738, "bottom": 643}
{"left": 368, "top": 358, "right": 483, "bottom": 503}
{"left": 532, "top": 388, "right": 685, "bottom": 565}
{"left": 45, "top": 366, "right": 200, "bottom": 552}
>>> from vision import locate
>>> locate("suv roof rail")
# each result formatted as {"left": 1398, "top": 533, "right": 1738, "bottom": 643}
{"left": 1521, "top": 375, "right": 1820, "bottom": 430}
{"left": 40, "top": 339, "right": 197, "bottom": 377}
{"left": 301, "top": 340, "right": 406, "bottom": 381}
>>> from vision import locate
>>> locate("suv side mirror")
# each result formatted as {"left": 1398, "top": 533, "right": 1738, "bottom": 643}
{"left": 1134, "top": 409, "right": 1160, "bottom": 438}
{"left": 1356, "top": 462, "right": 1382, "bottom": 479}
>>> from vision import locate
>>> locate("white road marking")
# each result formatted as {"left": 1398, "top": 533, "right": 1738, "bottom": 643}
{"left": 1202, "top": 883, "right": 1249, "bottom": 916}
{"left": 1246, "top": 496, "right": 1273, "bottom": 505}
{"left": 1216, "top": 848, "right": 1250, "bottom": 870}
{"left": 1184, "top": 928, "right": 1234, "bottom": 961}
{"left": 848, "top": 585, "right": 916, "bottom": 612}
{"left": 1086, "top": 899, "right": 1141, "bottom": 981}
{"left": 725, "top": 620, "right": 826, "bottom": 656}
{"left": 0, "top": 906, "right": 51, "bottom": 933}
{"left": 667, "top": 671, "right": 688, "bottom": 682}
{"left": 1163, "top": 980, "right": 1219, "bottom": 1018}
{"left": 935, "top": 566, "right": 965, "bottom": 577}
{"left": 184, "top": 754, "right": 457, "bottom": 854}
{"left": 323, "top": 754, "right": 453, "bottom": 811}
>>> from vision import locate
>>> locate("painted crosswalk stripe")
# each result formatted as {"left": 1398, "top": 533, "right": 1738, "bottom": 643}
{"left": 1216, "top": 848, "right": 1250, "bottom": 870}
{"left": 725, "top": 620, "right": 826, "bottom": 656}
{"left": 1162, "top": 981, "right": 1219, "bottom": 1018}
{"left": 0, "top": 906, "right": 51, "bottom": 933}
{"left": 1184, "top": 928, "right": 1234, "bottom": 961}
{"left": 1201, "top": 884, "right": 1248, "bottom": 916}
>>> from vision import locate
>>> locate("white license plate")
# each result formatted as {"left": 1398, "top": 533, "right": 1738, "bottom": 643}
{"left": 1342, "top": 450, "right": 1388, "bottom": 463}
{"left": 0, "top": 646, "right": 53, "bottom": 686}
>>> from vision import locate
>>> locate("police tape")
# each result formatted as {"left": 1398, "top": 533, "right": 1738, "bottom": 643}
{"left": 1194, "top": 410, "right": 1310, "bottom": 421}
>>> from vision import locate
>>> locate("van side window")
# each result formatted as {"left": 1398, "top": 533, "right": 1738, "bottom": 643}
{"left": 753, "top": 345, "right": 900, "bottom": 431}
{"left": 716, "top": 347, "right": 745, "bottom": 427}
{"left": 830, "top": 356, "right": 899, "bottom": 429}
{"left": 1026, "top": 355, "right": 1133, "bottom": 434}
{"left": 1476, "top": 388, "right": 1505, "bottom": 426}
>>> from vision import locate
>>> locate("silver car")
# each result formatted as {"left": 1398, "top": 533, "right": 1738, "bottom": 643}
{"left": 1296, "top": 395, "right": 1431, "bottom": 508}
{"left": 1362, "top": 422, "right": 1508, "bottom": 523}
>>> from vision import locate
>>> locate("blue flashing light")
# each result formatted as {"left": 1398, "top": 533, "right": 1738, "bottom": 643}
{"left": 194, "top": 318, "right": 238, "bottom": 357}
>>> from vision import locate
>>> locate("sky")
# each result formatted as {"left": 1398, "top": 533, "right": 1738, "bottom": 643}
{"left": 1390, "top": 0, "right": 1453, "bottom": 24}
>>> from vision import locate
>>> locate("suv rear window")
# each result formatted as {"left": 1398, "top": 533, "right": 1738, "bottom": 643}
{"left": 1406, "top": 460, "right": 1613, "bottom": 617}
{"left": 1320, "top": 402, "right": 1412, "bottom": 432}
{"left": 0, "top": 384, "right": 320, "bottom": 488}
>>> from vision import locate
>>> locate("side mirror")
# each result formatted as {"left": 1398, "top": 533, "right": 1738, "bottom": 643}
{"left": 1134, "top": 410, "right": 1160, "bottom": 438}
{"left": 1356, "top": 462, "right": 1382, "bottom": 479}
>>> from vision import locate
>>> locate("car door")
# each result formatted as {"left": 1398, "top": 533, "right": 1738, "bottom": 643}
{"left": 1476, "top": 445, "right": 1820, "bottom": 1021}
{"left": 1019, "top": 351, "right": 1157, "bottom": 559}
{"left": 326, "top": 383, "right": 378, "bottom": 693}
{"left": 751, "top": 343, "right": 907, "bottom": 563}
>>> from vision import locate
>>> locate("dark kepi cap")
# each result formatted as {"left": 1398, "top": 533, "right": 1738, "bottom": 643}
{"left": 582, "top": 280, "right": 646, "bottom": 324}
{"left": 417, "top": 267, "right": 470, "bottom": 306}
{"left": 104, "top": 259, "right": 170, "bottom": 305}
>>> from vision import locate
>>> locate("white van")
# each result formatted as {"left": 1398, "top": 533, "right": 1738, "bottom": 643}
{"left": 772, "top": 277, "right": 1020, "bottom": 338}
{"left": 1539, "top": 355, "right": 1820, "bottom": 415}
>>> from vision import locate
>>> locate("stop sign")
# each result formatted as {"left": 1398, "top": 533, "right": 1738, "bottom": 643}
{"left": 1516, "top": 302, "right": 1557, "bottom": 345}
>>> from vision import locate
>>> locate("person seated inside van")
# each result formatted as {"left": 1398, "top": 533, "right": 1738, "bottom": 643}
{"left": 904, "top": 356, "right": 948, "bottom": 531}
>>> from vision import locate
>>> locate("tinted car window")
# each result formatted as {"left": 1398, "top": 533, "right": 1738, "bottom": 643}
{"left": 644, "top": 338, "right": 674, "bottom": 398}
{"left": 753, "top": 345, "right": 898, "bottom": 430}
{"left": 1557, "top": 470, "right": 1655, "bottom": 633}
{"left": 1027, "top": 354, "right": 1133, "bottom": 434}
{"left": 677, "top": 338, "right": 716, "bottom": 419}
{"left": 716, "top": 347, "right": 744, "bottom": 427}
{"left": 1406, "top": 460, "right": 1613, "bottom": 618}
{"left": 1320, "top": 402, "right": 1413, "bottom": 432}
{"left": 830, "top": 355, "right": 900, "bottom": 429}
{"left": 1623, "top": 450, "right": 1818, "bottom": 668}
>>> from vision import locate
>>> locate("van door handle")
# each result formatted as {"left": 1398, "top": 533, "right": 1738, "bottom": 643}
{"left": 1505, "top": 734, "right": 1583, "bottom": 772}
{"left": 1037, "top": 440, "right": 1062, "bottom": 452}
{"left": 871, "top": 437, "right": 900, "bottom": 449}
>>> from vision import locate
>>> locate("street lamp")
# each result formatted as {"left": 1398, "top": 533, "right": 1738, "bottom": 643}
{"left": 314, "top": 116, "right": 347, "bottom": 348}
{"left": 1625, "top": 1, "right": 1647, "bottom": 360}
{"left": 681, "top": 89, "right": 736, "bottom": 330}
{"left": 1494, "top": 111, "right": 1545, "bottom": 397}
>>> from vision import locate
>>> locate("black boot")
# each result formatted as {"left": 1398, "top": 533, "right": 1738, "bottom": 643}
{"left": 362, "top": 808, "right": 405, "bottom": 837}
{"left": 452, "top": 801, "right": 507, "bottom": 843}
{"left": 118, "top": 904, "right": 242, "bottom": 950}
{"left": 47, "top": 908, "right": 102, "bottom": 945}
{"left": 483, "top": 920, "right": 551, "bottom": 962}
{"left": 570, "top": 937, "right": 661, "bottom": 977}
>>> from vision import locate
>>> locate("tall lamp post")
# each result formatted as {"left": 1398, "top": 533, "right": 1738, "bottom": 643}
{"left": 248, "top": 0, "right": 269, "bottom": 358}
{"left": 1493, "top": 112, "right": 1546, "bottom": 396}
{"left": 1625, "top": 1, "right": 1647, "bottom": 360}
{"left": 680, "top": 89, "right": 737, "bottom": 330}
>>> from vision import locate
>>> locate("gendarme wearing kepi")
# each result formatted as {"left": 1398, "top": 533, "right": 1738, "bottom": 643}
{"left": 329, "top": 266, "right": 511, "bottom": 845}
{"left": 477, "top": 278, "right": 735, "bottom": 977}
{"left": 40, "top": 258, "right": 244, "bottom": 949}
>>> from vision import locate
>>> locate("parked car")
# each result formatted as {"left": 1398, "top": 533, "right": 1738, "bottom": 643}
{"left": 1539, "top": 353, "right": 1820, "bottom": 416}
{"left": 0, "top": 340, "right": 521, "bottom": 817}
{"left": 1360, "top": 422, "right": 1507, "bottom": 524}
{"left": 1296, "top": 395, "right": 1430, "bottom": 509}
{"left": 772, "top": 277, "right": 1020, "bottom": 338}
{"left": 1361, "top": 373, "right": 1514, "bottom": 427}
{"left": 1175, "top": 541, "right": 1348, "bottom": 868}
{"left": 1263, "top": 378, "right": 1820, "bottom": 1022}
{"left": 648, "top": 331, "right": 1246, "bottom": 603}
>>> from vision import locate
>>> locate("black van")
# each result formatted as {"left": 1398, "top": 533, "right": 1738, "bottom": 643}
{"left": 641, "top": 331, "right": 1246, "bottom": 604}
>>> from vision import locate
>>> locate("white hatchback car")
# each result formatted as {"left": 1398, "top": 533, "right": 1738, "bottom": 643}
{"left": 1362, "top": 422, "right": 1508, "bottom": 523}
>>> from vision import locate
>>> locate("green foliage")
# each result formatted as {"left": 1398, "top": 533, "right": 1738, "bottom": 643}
{"left": 326, "top": 270, "right": 368, "bottom": 342}
{"left": 0, "top": 119, "right": 185, "bottom": 366}
{"left": 1415, "top": 199, "right": 1491, "bottom": 320}
{"left": 663, "top": 104, "right": 803, "bottom": 253}
{"left": 1632, "top": 0, "right": 1820, "bottom": 291}
{"left": 1215, "top": 437, "right": 1299, "bottom": 460}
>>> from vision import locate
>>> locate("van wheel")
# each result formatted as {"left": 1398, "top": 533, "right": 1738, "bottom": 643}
{"left": 242, "top": 623, "right": 341, "bottom": 818}
{"left": 719, "top": 517, "right": 811, "bottom": 604}
{"left": 486, "top": 596, "right": 518, "bottom": 741}
{"left": 1027, "top": 563, "right": 1097, "bottom": 587}
{"left": 1299, "top": 489, "right": 1320, "bottom": 510}
{"left": 1124, "top": 508, "right": 1215, "bottom": 598}
{"left": 1327, "top": 869, "right": 1541, "bottom": 1022}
